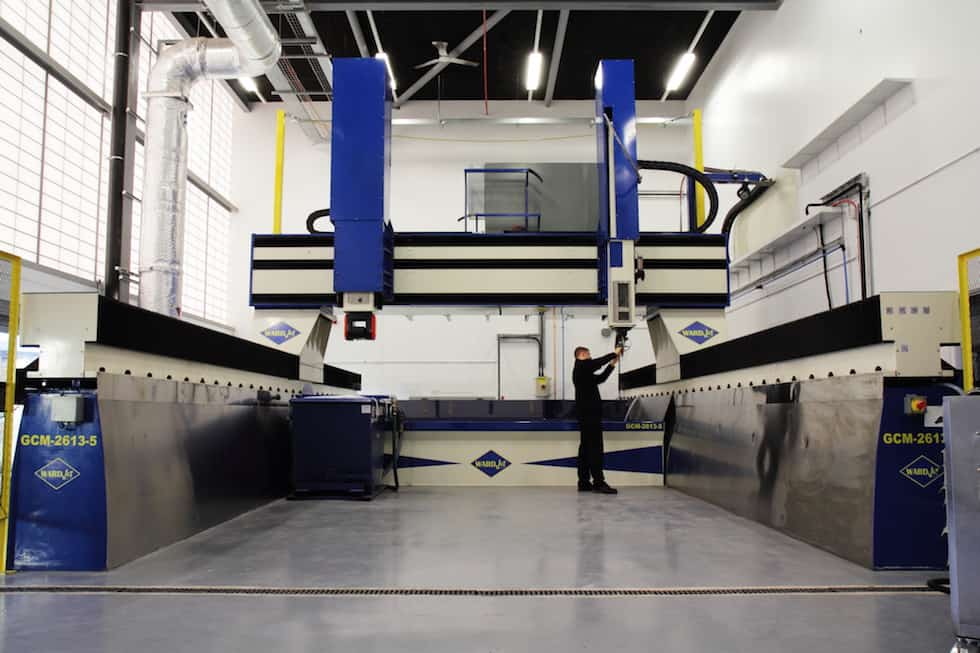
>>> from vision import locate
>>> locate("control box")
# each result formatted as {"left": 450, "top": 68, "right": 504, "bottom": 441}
{"left": 607, "top": 239, "right": 636, "bottom": 329}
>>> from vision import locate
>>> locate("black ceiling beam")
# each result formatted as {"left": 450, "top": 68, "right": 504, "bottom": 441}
{"left": 139, "top": 1, "right": 781, "bottom": 10}
{"left": 543, "top": 9, "right": 569, "bottom": 106}
{"left": 345, "top": 10, "right": 371, "bottom": 56}
{"left": 394, "top": 8, "right": 511, "bottom": 106}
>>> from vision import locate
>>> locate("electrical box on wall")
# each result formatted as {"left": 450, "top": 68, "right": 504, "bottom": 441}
{"left": 535, "top": 376, "right": 552, "bottom": 398}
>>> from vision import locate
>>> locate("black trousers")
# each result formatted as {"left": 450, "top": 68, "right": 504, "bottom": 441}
{"left": 577, "top": 417, "right": 605, "bottom": 484}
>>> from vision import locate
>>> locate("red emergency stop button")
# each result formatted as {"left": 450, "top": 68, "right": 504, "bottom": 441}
{"left": 905, "top": 395, "right": 928, "bottom": 415}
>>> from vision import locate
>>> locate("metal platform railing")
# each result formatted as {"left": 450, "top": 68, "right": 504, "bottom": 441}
{"left": 462, "top": 167, "right": 543, "bottom": 233}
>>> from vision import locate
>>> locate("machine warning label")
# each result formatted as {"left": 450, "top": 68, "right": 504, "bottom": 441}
{"left": 261, "top": 321, "right": 300, "bottom": 345}
{"left": 34, "top": 458, "right": 80, "bottom": 491}
{"left": 899, "top": 455, "right": 943, "bottom": 489}
{"left": 678, "top": 321, "right": 718, "bottom": 345}
{"left": 472, "top": 450, "right": 511, "bottom": 478}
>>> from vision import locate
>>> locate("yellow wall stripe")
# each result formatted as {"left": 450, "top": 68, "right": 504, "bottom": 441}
{"left": 273, "top": 110, "right": 286, "bottom": 235}
{"left": 692, "top": 108, "right": 706, "bottom": 227}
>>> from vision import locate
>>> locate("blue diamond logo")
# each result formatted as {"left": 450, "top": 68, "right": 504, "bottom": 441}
{"left": 261, "top": 321, "right": 300, "bottom": 345}
{"left": 678, "top": 321, "right": 718, "bottom": 345}
{"left": 900, "top": 455, "right": 943, "bottom": 488}
{"left": 35, "top": 458, "right": 81, "bottom": 491}
{"left": 472, "top": 450, "right": 511, "bottom": 478}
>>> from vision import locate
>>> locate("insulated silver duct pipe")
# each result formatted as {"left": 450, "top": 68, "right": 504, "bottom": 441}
{"left": 139, "top": 0, "right": 279, "bottom": 317}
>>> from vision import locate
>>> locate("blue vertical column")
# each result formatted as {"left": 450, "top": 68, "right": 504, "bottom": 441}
{"left": 595, "top": 60, "right": 640, "bottom": 302}
{"left": 330, "top": 58, "right": 393, "bottom": 302}
{"left": 594, "top": 59, "right": 640, "bottom": 241}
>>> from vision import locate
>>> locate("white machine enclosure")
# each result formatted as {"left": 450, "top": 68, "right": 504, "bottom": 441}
{"left": 251, "top": 240, "right": 601, "bottom": 300}
{"left": 250, "top": 240, "right": 334, "bottom": 298}
{"left": 21, "top": 293, "right": 349, "bottom": 394}
{"left": 635, "top": 239, "right": 729, "bottom": 301}
{"left": 628, "top": 291, "right": 960, "bottom": 396}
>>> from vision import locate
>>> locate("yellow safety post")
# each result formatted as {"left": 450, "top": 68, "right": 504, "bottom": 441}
{"left": 0, "top": 250, "right": 21, "bottom": 574}
{"left": 692, "top": 108, "right": 706, "bottom": 228}
{"left": 957, "top": 248, "right": 980, "bottom": 392}
{"left": 273, "top": 110, "right": 286, "bottom": 234}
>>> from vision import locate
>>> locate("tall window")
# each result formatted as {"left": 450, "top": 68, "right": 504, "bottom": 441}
{"left": 0, "top": 2, "right": 236, "bottom": 325}
{"left": 0, "top": 0, "right": 112, "bottom": 280}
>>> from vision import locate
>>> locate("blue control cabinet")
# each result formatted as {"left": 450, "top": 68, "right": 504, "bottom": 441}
{"left": 8, "top": 392, "right": 108, "bottom": 570}
{"left": 290, "top": 396, "right": 396, "bottom": 499}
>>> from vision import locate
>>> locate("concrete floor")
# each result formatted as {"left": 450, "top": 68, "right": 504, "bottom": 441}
{"left": 0, "top": 488, "right": 955, "bottom": 652}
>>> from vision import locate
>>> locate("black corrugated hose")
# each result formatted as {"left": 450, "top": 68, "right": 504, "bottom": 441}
{"left": 637, "top": 160, "right": 719, "bottom": 233}
{"left": 306, "top": 208, "right": 331, "bottom": 234}
{"left": 721, "top": 182, "right": 773, "bottom": 235}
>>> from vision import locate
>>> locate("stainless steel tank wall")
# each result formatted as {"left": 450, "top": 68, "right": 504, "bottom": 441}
{"left": 662, "top": 374, "right": 884, "bottom": 567}
{"left": 97, "top": 374, "right": 290, "bottom": 568}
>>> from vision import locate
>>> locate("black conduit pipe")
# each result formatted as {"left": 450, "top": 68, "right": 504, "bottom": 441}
{"left": 637, "top": 160, "right": 719, "bottom": 233}
{"left": 721, "top": 182, "right": 773, "bottom": 235}
{"left": 104, "top": 0, "right": 139, "bottom": 301}
{"left": 306, "top": 208, "right": 331, "bottom": 234}
{"left": 805, "top": 181, "right": 868, "bottom": 300}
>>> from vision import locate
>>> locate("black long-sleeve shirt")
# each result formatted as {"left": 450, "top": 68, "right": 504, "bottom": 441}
{"left": 573, "top": 353, "right": 616, "bottom": 418}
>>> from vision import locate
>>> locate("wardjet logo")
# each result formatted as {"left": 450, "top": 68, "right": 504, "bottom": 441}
{"left": 678, "top": 321, "right": 718, "bottom": 345}
{"left": 472, "top": 450, "right": 511, "bottom": 478}
{"left": 900, "top": 455, "right": 943, "bottom": 488}
{"left": 35, "top": 458, "right": 80, "bottom": 491}
{"left": 261, "top": 321, "right": 300, "bottom": 345}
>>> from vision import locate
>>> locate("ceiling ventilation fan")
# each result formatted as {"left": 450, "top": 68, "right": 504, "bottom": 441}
{"left": 414, "top": 41, "right": 479, "bottom": 69}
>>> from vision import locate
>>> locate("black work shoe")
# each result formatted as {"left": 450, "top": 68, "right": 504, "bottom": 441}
{"left": 593, "top": 482, "right": 618, "bottom": 495}
{"left": 578, "top": 482, "right": 594, "bottom": 492}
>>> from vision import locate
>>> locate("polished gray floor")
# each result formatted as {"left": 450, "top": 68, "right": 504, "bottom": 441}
{"left": 0, "top": 593, "right": 952, "bottom": 652}
{"left": 0, "top": 488, "right": 956, "bottom": 652}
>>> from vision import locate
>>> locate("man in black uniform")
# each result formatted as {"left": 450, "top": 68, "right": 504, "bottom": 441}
{"left": 572, "top": 345, "right": 622, "bottom": 494}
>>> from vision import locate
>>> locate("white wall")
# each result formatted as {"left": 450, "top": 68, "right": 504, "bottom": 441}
{"left": 229, "top": 99, "right": 689, "bottom": 398}
{"left": 688, "top": 0, "right": 980, "bottom": 336}
{"left": 333, "top": 309, "right": 627, "bottom": 400}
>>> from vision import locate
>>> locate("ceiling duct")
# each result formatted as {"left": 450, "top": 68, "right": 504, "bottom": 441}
{"left": 139, "top": 0, "right": 280, "bottom": 317}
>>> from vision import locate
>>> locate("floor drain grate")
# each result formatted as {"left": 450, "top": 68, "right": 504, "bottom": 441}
{"left": 0, "top": 585, "right": 942, "bottom": 598}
